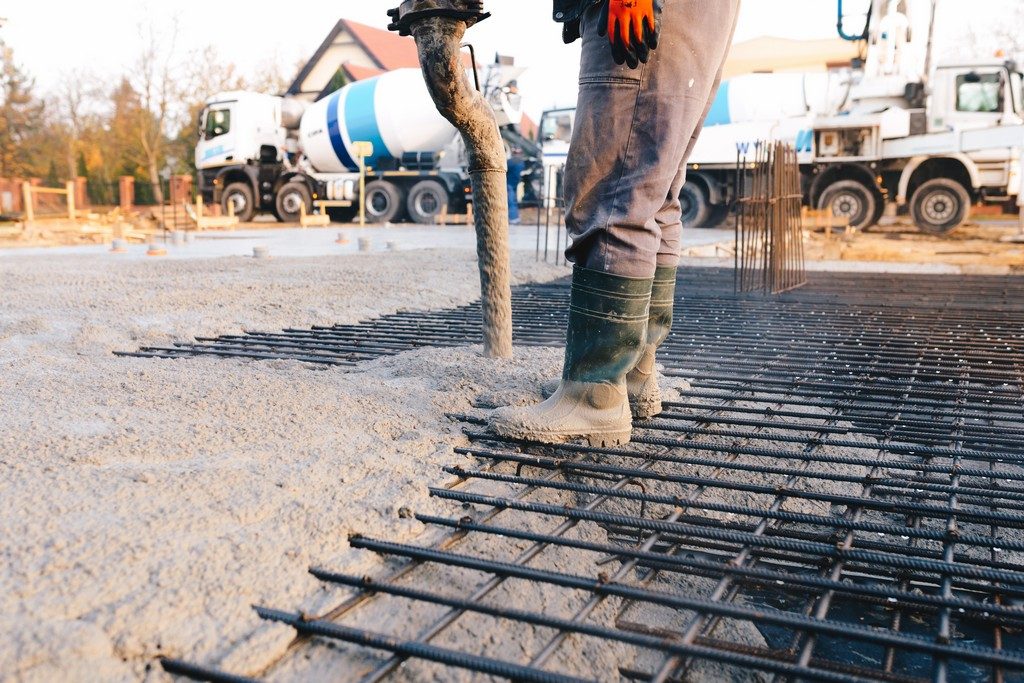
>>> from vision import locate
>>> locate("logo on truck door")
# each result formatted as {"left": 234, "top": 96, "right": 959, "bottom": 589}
{"left": 795, "top": 130, "right": 813, "bottom": 153}
{"left": 201, "top": 144, "right": 233, "bottom": 161}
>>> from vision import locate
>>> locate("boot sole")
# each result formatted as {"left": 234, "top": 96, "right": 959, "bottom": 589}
{"left": 542, "top": 385, "right": 664, "bottom": 423}
{"left": 490, "top": 423, "right": 632, "bottom": 448}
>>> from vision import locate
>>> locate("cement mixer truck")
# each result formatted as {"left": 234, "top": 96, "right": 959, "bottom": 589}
{"left": 195, "top": 64, "right": 525, "bottom": 224}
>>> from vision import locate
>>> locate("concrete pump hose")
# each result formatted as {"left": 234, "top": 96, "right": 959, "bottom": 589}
{"left": 411, "top": 16, "right": 514, "bottom": 359}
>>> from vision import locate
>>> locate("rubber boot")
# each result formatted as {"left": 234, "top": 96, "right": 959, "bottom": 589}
{"left": 625, "top": 265, "right": 677, "bottom": 419}
{"left": 539, "top": 266, "right": 677, "bottom": 420}
{"left": 490, "top": 266, "right": 652, "bottom": 446}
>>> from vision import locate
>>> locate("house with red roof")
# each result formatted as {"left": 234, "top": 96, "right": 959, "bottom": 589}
{"left": 287, "top": 19, "right": 459, "bottom": 100}
{"left": 287, "top": 19, "right": 423, "bottom": 101}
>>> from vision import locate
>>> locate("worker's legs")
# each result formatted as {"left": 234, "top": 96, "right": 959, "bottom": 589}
{"left": 507, "top": 182, "right": 521, "bottom": 224}
{"left": 563, "top": 0, "right": 741, "bottom": 278}
{"left": 621, "top": 10, "right": 738, "bottom": 418}
{"left": 490, "top": 0, "right": 739, "bottom": 445}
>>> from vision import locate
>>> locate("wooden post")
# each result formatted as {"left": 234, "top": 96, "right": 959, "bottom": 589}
{"left": 21, "top": 182, "right": 33, "bottom": 223}
{"left": 169, "top": 175, "right": 193, "bottom": 205}
{"left": 66, "top": 181, "right": 76, "bottom": 220}
{"left": 359, "top": 155, "right": 366, "bottom": 228}
{"left": 353, "top": 141, "right": 374, "bottom": 227}
{"left": 74, "top": 176, "right": 88, "bottom": 208}
{"left": 119, "top": 176, "right": 135, "bottom": 213}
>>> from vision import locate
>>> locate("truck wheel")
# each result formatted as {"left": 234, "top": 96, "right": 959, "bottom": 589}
{"left": 817, "top": 180, "right": 876, "bottom": 231}
{"left": 680, "top": 181, "right": 711, "bottom": 228}
{"left": 274, "top": 182, "right": 312, "bottom": 223}
{"left": 407, "top": 180, "right": 449, "bottom": 224}
{"left": 364, "top": 180, "right": 405, "bottom": 224}
{"left": 910, "top": 179, "right": 970, "bottom": 235}
{"left": 222, "top": 182, "right": 256, "bottom": 222}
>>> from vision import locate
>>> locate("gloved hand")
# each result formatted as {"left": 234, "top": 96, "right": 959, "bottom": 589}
{"left": 598, "top": 0, "right": 662, "bottom": 69}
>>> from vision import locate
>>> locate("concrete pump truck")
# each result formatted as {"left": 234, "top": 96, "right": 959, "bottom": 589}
{"left": 540, "top": 0, "right": 1023, "bottom": 234}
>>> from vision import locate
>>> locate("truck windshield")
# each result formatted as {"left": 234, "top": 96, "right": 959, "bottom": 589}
{"left": 956, "top": 73, "right": 1003, "bottom": 113}
{"left": 540, "top": 110, "right": 575, "bottom": 143}
{"left": 204, "top": 108, "right": 231, "bottom": 140}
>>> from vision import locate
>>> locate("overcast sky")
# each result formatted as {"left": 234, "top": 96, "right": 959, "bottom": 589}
{"left": 2, "top": 1, "right": 1017, "bottom": 120}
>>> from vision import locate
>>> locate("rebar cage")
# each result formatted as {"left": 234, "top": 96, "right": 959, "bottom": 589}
{"left": 735, "top": 142, "right": 808, "bottom": 295}
{"left": 130, "top": 268, "right": 1024, "bottom": 683}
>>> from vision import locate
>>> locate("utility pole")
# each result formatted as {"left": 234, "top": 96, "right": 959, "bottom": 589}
{"left": 387, "top": 0, "right": 514, "bottom": 359}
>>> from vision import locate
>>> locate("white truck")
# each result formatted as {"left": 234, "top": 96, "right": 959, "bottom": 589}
{"left": 195, "top": 63, "right": 525, "bottom": 224}
{"left": 540, "top": 0, "right": 1023, "bottom": 234}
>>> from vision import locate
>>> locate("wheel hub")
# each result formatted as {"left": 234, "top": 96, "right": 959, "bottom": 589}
{"left": 832, "top": 193, "right": 861, "bottom": 218}
{"left": 369, "top": 192, "right": 389, "bottom": 214}
{"left": 923, "top": 192, "right": 955, "bottom": 222}
{"left": 281, "top": 193, "right": 302, "bottom": 214}
{"left": 417, "top": 193, "right": 439, "bottom": 215}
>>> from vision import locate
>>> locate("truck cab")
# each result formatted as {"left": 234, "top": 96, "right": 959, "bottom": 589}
{"left": 538, "top": 108, "right": 575, "bottom": 207}
{"left": 196, "top": 91, "right": 290, "bottom": 221}
{"left": 930, "top": 61, "right": 1023, "bottom": 133}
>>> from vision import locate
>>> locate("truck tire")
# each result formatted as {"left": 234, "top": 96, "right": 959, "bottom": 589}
{"left": 274, "top": 182, "right": 312, "bottom": 224}
{"left": 817, "top": 180, "right": 876, "bottom": 231}
{"left": 680, "top": 181, "right": 711, "bottom": 228}
{"left": 364, "top": 180, "right": 405, "bottom": 224}
{"left": 407, "top": 180, "right": 449, "bottom": 224}
{"left": 910, "top": 178, "right": 970, "bottom": 235}
{"left": 222, "top": 182, "right": 256, "bottom": 223}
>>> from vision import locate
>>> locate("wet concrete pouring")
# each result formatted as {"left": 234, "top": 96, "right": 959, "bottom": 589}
{"left": 125, "top": 268, "right": 1024, "bottom": 682}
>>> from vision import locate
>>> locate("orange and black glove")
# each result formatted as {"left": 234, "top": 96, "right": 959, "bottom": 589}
{"left": 598, "top": 0, "right": 662, "bottom": 69}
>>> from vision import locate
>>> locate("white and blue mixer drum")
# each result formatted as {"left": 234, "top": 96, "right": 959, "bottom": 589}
{"left": 300, "top": 68, "right": 458, "bottom": 172}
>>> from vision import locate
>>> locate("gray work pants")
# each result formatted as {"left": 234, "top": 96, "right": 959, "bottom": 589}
{"left": 564, "top": 0, "right": 741, "bottom": 277}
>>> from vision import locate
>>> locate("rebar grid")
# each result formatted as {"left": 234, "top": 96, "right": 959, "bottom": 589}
{"left": 147, "top": 268, "right": 1024, "bottom": 683}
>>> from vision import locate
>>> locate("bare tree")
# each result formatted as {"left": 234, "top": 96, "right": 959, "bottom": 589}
{"left": 940, "top": 0, "right": 1024, "bottom": 62}
{"left": 131, "top": 18, "right": 183, "bottom": 204}
{"left": 248, "top": 50, "right": 294, "bottom": 96}
{"left": 55, "top": 70, "right": 98, "bottom": 180}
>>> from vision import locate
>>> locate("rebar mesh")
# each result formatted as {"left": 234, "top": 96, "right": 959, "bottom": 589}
{"left": 138, "top": 268, "right": 1024, "bottom": 683}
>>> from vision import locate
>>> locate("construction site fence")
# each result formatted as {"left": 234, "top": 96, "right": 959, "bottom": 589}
{"left": 0, "top": 174, "right": 204, "bottom": 219}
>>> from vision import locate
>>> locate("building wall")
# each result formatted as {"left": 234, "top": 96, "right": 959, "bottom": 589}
{"left": 294, "top": 31, "right": 377, "bottom": 101}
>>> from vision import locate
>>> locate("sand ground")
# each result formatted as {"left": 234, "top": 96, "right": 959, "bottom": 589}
{"left": 803, "top": 219, "right": 1024, "bottom": 269}
{"left": 0, "top": 250, "right": 571, "bottom": 681}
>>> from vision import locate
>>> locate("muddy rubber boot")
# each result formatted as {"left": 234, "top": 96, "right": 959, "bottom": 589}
{"left": 539, "top": 266, "right": 677, "bottom": 420}
{"left": 625, "top": 265, "right": 677, "bottom": 419}
{"left": 489, "top": 266, "right": 652, "bottom": 446}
